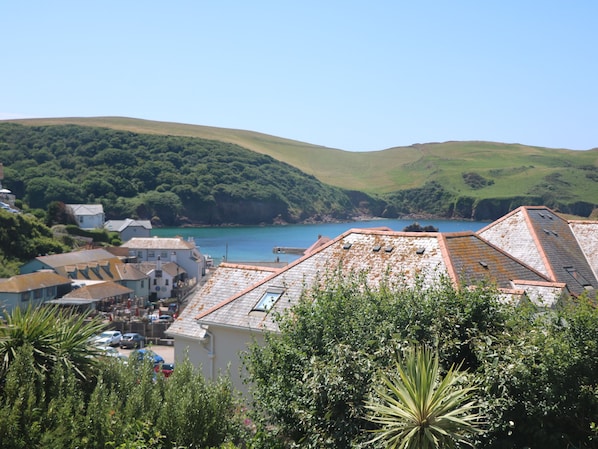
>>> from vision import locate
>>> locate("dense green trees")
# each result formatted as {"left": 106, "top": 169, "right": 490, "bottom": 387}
{"left": 0, "top": 208, "right": 68, "bottom": 276}
{"left": 0, "top": 306, "right": 247, "bottom": 448}
{"left": 243, "top": 274, "right": 598, "bottom": 448}
{"left": 0, "top": 123, "right": 356, "bottom": 225}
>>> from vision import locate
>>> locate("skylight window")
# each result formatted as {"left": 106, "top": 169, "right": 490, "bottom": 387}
{"left": 343, "top": 243, "right": 352, "bottom": 250}
{"left": 416, "top": 247, "right": 425, "bottom": 255}
{"left": 253, "top": 290, "right": 284, "bottom": 312}
{"left": 385, "top": 246, "right": 394, "bottom": 253}
{"left": 373, "top": 245, "right": 381, "bottom": 252}
{"left": 564, "top": 266, "right": 592, "bottom": 287}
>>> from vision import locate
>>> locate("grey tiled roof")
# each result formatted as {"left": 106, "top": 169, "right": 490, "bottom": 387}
{"left": 121, "top": 237, "right": 195, "bottom": 250}
{"left": 569, "top": 220, "right": 598, "bottom": 279}
{"left": 32, "top": 249, "right": 117, "bottom": 269}
{"left": 479, "top": 206, "right": 598, "bottom": 296}
{"left": 0, "top": 271, "right": 72, "bottom": 292}
{"left": 166, "top": 263, "right": 278, "bottom": 340}
{"left": 195, "top": 228, "right": 558, "bottom": 334}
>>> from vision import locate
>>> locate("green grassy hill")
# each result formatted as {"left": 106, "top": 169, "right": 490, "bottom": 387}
{"left": 5, "top": 117, "right": 598, "bottom": 219}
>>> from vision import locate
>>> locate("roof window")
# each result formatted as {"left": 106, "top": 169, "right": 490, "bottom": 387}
{"left": 373, "top": 245, "right": 381, "bottom": 252}
{"left": 416, "top": 247, "right": 425, "bottom": 255}
{"left": 385, "top": 246, "right": 394, "bottom": 253}
{"left": 343, "top": 243, "right": 352, "bottom": 250}
{"left": 479, "top": 261, "right": 488, "bottom": 269}
{"left": 564, "top": 266, "right": 592, "bottom": 287}
{"left": 253, "top": 289, "right": 285, "bottom": 312}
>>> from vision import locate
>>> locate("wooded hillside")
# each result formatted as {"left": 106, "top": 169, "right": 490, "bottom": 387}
{"left": 0, "top": 123, "right": 362, "bottom": 225}
{"left": 2, "top": 118, "right": 597, "bottom": 222}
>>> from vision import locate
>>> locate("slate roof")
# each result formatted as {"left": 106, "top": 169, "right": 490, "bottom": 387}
{"left": 121, "top": 237, "right": 196, "bottom": 250}
{"left": 194, "top": 228, "right": 558, "bottom": 333}
{"left": 166, "top": 263, "right": 278, "bottom": 340}
{"left": 478, "top": 206, "right": 598, "bottom": 296}
{"left": 569, "top": 220, "right": 598, "bottom": 279}
{"left": 131, "top": 261, "right": 186, "bottom": 277}
{"left": 66, "top": 204, "right": 104, "bottom": 215}
{"left": 104, "top": 218, "right": 152, "bottom": 232}
{"left": 0, "top": 271, "right": 72, "bottom": 293}
{"left": 62, "top": 282, "right": 133, "bottom": 300}
{"left": 442, "top": 232, "right": 549, "bottom": 288}
{"left": 55, "top": 258, "right": 129, "bottom": 282}
{"left": 30, "top": 249, "right": 117, "bottom": 269}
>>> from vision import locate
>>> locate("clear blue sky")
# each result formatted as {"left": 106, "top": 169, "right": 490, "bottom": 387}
{"left": 1, "top": 1, "right": 597, "bottom": 151}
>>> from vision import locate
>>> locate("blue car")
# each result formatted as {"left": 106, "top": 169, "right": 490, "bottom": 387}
{"left": 130, "top": 348, "right": 165, "bottom": 370}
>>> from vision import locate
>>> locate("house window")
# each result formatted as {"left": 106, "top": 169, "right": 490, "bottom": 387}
{"left": 34, "top": 289, "right": 42, "bottom": 299}
{"left": 137, "top": 251, "right": 143, "bottom": 258}
{"left": 141, "top": 280, "right": 145, "bottom": 288}
{"left": 148, "top": 251, "right": 155, "bottom": 258}
{"left": 165, "top": 279, "right": 169, "bottom": 286}
{"left": 161, "top": 251, "right": 168, "bottom": 259}
{"left": 21, "top": 291, "right": 30, "bottom": 302}
{"left": 45, "top": 287, "right": 55, "bottom": 296}
{"left": 153, "top": 278, "right": 157, "bottom": 285}
{"left": 253, "top": 290, "right": 284, "bottom": 312}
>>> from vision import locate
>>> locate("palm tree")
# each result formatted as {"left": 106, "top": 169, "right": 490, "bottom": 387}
{"left": 365, "top": 346, "right": 483, "bottom": 449}
{"left": 0, "top": 304, "right": 106, "bottom": 381}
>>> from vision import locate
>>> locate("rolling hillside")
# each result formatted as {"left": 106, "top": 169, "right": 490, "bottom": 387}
{"left": 4, "top": 116, "right": 598, "bottom": 220}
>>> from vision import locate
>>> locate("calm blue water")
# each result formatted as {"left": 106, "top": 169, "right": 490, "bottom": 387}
{"left": 152, "top": 219, "right": 489, "bottom": 265}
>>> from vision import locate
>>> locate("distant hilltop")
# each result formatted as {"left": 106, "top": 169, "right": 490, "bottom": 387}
{"left": 1, "top": 117, "right": 597, "bottom": 222}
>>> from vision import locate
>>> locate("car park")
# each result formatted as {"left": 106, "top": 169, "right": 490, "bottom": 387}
{"left": 120, "top": 333, "right": 145, "bottom": 349}
{"left": 93, "top": 330, "right": 122, "bottom": 346}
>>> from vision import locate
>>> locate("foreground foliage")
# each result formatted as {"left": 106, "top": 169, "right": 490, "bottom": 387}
{"left": 0, "top": 306, "right": 248, "bottom": 448}
{"left": 244, "top": 275, "right": 598, "bottom": 448}
{"left": 366, "top": 346, "right": 483, "bottom": 449}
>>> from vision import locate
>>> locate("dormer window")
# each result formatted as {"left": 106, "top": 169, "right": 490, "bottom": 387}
{"left": 253, "top": 289, "right": 284, "bottom": 312}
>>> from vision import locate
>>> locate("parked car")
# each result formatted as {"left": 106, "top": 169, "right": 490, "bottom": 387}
{"left": 161, "top": 363, "right": 175, "bottom": 378}
{"left": 96, "top": 345, "right": 120, "bottom": 357}
{"left": 157, "top": 314, "right": 174, "bottom": 324}
{"left": 120, "top": 333, "right": 145, "bottom": 349}
{"left": 93, "top": 330, "right": 122, "bottom": 346}
{"left": 130, "top": 349, "right": 165, "bottom": 371}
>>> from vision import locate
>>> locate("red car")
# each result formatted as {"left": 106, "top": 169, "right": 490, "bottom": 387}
{"left": 161, "top": 363, "right": 175, "bottom": 378}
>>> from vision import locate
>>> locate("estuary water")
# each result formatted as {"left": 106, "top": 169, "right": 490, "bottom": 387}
{"left": 152, "top": 218, "right": 489, "bottom": 266}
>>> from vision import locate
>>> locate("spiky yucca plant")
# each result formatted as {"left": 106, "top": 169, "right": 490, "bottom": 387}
{"left": 0, "top": 304, "right": 106, "bottom": 381}
{"left": 366, "top": 346, "right": 483, "bottom": 449}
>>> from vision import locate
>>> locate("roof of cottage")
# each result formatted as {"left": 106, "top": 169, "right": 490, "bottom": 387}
{"left": 130, "top": 261, "right": 186, "bottom": 277}
{"left": 66, "top": 204, "right": 104, "bottom": 215}
{"left": 54, "top": 258, "right": 130, "bottom": 282}
{"left": 478, "top": 206, "right": 598, "bottom": 296}
{"left": 194, "top": 227, "right": 555, "bottom": 334}
{"left": 0, "top": 271, "right": 72, "bottom": 293}
{"left": 121, "top": 236, "right": 196, "bottom": 251}
{"left": 29, "top": 248, "right": 118, "bottom": 269}
{"left": 568, "top": 220, "right": 598, "bottom": 279}
{"left": 441, "top": 232, "right": 549, "bottom": 288}
{"left": 104, "top": 218, "right": 152, "bottom": 232}
{"left": 166, "top": 263, "right": 278, "bottom": 340}
{"left": 62, "top": 281, "right": 133, "bottom": 300}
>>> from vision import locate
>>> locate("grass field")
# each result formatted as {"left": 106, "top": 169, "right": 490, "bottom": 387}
{"left": 8, "top": 117, "right": 598, "bottom": 204}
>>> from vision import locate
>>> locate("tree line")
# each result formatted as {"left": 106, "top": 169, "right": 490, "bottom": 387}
{"left": 0, "top": 123, "right": 358, "bottom": 226}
